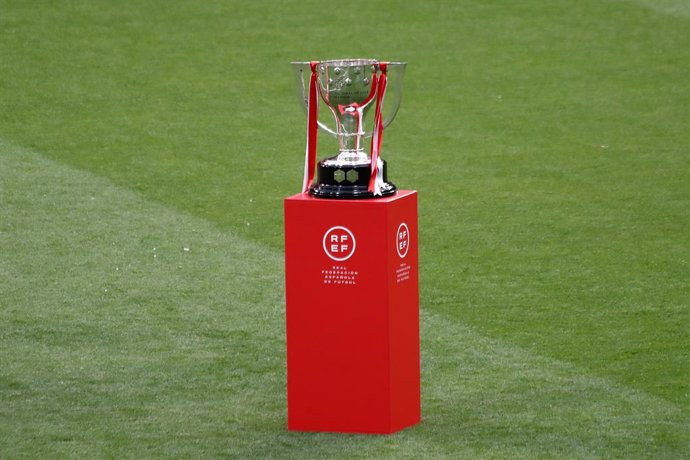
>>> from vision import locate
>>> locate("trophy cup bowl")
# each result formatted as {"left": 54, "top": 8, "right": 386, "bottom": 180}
{"left": 292, "top": 59, "right": 406, "bottom": 198}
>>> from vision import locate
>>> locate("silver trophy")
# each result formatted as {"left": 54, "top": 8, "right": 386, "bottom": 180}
{"left": 292, "top": 59, "right": 406, "bottom": 198}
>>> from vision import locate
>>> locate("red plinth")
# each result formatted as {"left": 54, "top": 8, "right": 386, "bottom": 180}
{"left": 284, "top": 190, "right": 420, "bottom": 434}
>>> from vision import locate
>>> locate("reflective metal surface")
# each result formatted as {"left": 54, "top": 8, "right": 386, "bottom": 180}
{"left": 292, "top": 59, "right": 406, "bottom": 165}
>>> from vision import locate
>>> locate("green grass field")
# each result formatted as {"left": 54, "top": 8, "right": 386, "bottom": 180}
{"left": 1, "top": 0, "right": 688, "bottom": 458}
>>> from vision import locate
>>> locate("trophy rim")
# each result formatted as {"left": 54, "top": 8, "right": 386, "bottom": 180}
{"left": 319, "top": 58, "right": 377, "bottom": 67}
{"left": 291, "top": 60, "right": 407, "bottom": 67}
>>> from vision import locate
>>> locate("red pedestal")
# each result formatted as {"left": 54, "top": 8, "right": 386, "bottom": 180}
{"left": 284, "top": 190, "right": 420, "bottom": 434}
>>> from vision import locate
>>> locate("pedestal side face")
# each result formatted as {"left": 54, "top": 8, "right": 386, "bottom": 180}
{"left": 386, "top": 193, "right": 421, "bottom": 431}
{"left": 284, "top": 191, "right": 420, "bottom": 434}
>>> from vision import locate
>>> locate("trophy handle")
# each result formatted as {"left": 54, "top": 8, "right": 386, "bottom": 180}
{"left": 381, "top": 62, "right": 406, "bottom": 130}
{"left": 291, "top": 61, "right": 338, "bottom": 135}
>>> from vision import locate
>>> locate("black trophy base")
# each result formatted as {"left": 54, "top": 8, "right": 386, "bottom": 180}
{"left": 309, "top": 159, "right": 397, "bottom": 199}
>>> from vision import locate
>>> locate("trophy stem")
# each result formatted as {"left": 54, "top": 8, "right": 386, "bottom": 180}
{"left": 334, "top": 105, "right": 368, "bottom": 163}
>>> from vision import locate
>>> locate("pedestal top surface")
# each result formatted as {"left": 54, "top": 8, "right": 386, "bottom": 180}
{"left": 285, "top": 189, "right": 416, "bottom": 203}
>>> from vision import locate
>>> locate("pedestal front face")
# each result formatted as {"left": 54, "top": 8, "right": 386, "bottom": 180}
{"left": 284, "top": 190, "right": 420, "bottom": 434}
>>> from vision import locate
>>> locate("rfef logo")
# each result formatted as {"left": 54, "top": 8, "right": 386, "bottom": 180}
{"left": 396, "top": 222, "right": 410, "bottom": 258}
{"left": 323, "top": 226, "right": 356, "bottom": 261}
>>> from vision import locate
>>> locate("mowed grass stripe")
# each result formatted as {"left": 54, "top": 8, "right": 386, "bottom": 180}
{"left": 0, "top": 139, "right": 286, "bottom": 458}
{"left": 1, "top": 140, "right": 687, "bottom": 458}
